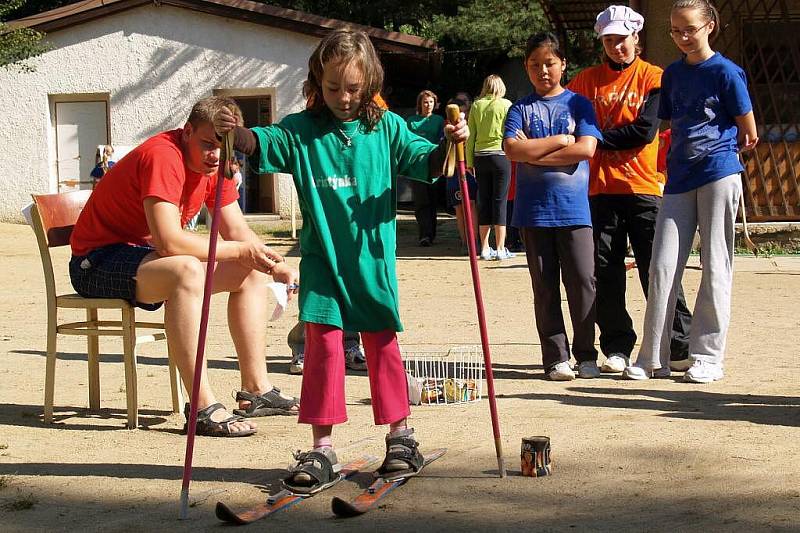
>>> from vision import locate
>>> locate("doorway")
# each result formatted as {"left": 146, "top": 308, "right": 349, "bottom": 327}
{"left": 213, "top": 88, "right": 276, "bottom": 214}
{"left": 53, "top": 97, "right": 109, "bottom": 191}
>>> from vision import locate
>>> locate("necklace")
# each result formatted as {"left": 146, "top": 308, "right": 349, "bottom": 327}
{"left": 337, "top": 126, "right": 353, "bottom": 147}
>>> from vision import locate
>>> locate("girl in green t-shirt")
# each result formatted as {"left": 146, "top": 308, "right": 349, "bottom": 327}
{"left": 215, "top": 30, "right": 468, "bottom": 493}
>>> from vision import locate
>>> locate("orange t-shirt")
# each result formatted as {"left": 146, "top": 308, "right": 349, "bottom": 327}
{"left": 568, "top": 58, "right": 663, "bottom": 196}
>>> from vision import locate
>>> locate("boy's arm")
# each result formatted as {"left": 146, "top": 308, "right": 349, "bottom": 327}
{"left": 530, "top": 136, "right": 598, "bottom": 166}
{"left": 144, "top": 198, "right": 283, "bottom": 275}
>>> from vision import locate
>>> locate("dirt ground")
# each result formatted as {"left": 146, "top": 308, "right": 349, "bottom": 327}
{"left": 1, "top": 216, "right": 799, "bottom": 532}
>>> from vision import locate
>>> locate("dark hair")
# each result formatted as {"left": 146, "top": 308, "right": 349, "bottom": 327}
{"left": 524, "top": 32, "right": 566, "bottom": 63}
{"left": 304, "top": 30, "right": 385, "bottom": 131}
{"left": 671, "top": 0, "right": 721, "bottom": 42}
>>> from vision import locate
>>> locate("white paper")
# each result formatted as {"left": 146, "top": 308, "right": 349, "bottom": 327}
{"left": 268, "top": 282, "right": 289, "bottom": 321}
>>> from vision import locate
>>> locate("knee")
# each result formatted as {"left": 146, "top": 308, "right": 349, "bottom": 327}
{"left": 173, "top": 257, "right": 205, "bottom": 293}
{"left": 240, "top": 267, "right": 269, "bottom": 292}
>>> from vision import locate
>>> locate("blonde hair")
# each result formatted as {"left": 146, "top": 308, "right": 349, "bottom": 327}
{"left": 479, "top": 75, "right": 506, "bottom": 99}
{"left": 304, "top": 30, "right": 385, "bottom": 131}
{"left": 187, "top": 96, "right": 242, "bottom": 127}
{"left": 415, "top": 90, "right": 438, "bottom": 114}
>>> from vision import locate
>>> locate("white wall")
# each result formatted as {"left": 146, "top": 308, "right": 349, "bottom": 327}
{"left": 0, "top": 4, "right": 314, "bottom": 221}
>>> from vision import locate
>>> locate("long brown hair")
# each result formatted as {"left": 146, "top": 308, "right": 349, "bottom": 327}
{"left": 304, "top": 30, "right": 385, "bottom": 131}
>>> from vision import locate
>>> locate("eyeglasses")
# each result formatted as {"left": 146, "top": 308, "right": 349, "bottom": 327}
{"left": 669, "top": 20, "right": 711, "bottom": 38}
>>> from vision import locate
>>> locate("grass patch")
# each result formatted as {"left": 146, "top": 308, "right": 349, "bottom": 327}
{"left": 0, "top": 475, "right": 12, "bottom": 490}
{"left": 2, "top": 492, "right": 37, "bottom": 512}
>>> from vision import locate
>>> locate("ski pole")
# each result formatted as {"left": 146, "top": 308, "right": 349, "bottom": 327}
{"left": 445, "top": 104, "right": 506, "bottom": 478}
{"left": 179, "top": 129, "right": 236, "bottom": 518}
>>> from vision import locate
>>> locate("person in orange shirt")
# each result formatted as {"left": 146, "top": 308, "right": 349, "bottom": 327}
{"left": 569, "top": 5, "right": 692, "bottom": 374}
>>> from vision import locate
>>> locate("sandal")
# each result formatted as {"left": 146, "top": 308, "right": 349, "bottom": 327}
{"left": 232, "top": 387, "right": 299, "bottom": 417}
{"left": 283, "top": 447, "right": 340, "bottom": 494}
{"left": 182, "top": 402, "right": 256, "bottom": 438}
{"left": 377, "top": 428, "right": 424, "bottom": 478}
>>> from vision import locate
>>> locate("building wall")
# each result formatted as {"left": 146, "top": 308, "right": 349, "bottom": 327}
{"left": 0, "top": 4, "right": 317, "bottom": 221}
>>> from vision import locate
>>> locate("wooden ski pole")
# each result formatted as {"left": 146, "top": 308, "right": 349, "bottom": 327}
{"left": 179, "top": 129, "right": 236, "bottom": 518}
{"left": 446, "top": 104, "right": 506, "bottom": 478}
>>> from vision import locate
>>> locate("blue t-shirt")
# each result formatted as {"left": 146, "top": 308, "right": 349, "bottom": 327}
{"left": 504, "top": 90, "right": 602, "bottom": 227}
{"left": 659, "top": 52, "right": 752, "bottom": 194}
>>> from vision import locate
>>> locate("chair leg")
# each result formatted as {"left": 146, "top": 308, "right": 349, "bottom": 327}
{"left": 44, "top": 316, "right": 58, "bottom": 424}
{"left": 168, "top": 348, "right": 183, "bottom": 414}
{"left": 121, "top": 306, "right": 138, "bottom": 429}
{"left": 87, "top": 308, "right": 100, "bottom": 412}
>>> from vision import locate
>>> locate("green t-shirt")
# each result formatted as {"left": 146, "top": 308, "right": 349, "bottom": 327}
{"left": 465, "top": 96, "right": 512, "bottom": 167}
{"left": 405, "top": 114, "right": 445, "bottom": 144}
{"left": 252, "top": 110, "right": 437, "bottom": 332}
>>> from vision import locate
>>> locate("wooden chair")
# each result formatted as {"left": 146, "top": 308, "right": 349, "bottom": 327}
{"left": 29, "top": 190, "right": 183, "bottom": 429}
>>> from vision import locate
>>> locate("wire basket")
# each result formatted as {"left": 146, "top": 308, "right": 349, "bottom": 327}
{"left": 402, "top": 346, "right": 484, "bottom": 405}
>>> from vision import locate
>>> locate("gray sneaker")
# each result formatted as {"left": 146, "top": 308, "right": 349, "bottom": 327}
{"left": 289, "top": 348, "right": 304, "bottom": 375}
{"left": 344, "top": 344, "right": 367, "bottom": 371}
{"left": 576, "top": 361, "right": 601, "bottom": 378}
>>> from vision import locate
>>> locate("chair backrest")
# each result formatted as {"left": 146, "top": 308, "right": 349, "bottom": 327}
{"left": 30, "top": 190, "right": 93, "bottom": 305}
{"left": 31, "top": 190, "right": 92, "bottom": 247}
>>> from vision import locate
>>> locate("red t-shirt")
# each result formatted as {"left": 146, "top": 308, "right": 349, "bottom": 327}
{"left": 70, "top": 129, "right": 239, "bottom": 256}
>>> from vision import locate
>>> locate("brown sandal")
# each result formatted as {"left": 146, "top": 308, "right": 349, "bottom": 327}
{"left": 183, "top": 402, "right": 256, "bottom": 437}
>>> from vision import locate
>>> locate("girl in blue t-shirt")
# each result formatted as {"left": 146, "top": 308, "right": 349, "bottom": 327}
{"left": 623, "top": 0, "right": 758, "bottom": 383}
{"left": 504, "top": 33, "right": 603, "bottom": 381}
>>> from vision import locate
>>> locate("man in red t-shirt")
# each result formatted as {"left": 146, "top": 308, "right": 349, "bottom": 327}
{"left": 70, "top": 96, "right": 299, "bottom": 437}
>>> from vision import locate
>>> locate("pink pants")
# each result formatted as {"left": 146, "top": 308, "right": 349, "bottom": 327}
{"left": 299, "top": 323, "right": 410, "bottom": 426}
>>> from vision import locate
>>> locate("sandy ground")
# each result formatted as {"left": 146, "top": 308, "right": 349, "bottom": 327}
{"left": 1, "top": 216, "right": 799, "bottom": 532}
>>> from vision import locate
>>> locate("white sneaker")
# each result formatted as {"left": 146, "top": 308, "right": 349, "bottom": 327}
{"left": 495, "top": 248, "right": 516, "bottom": 260}
{"left": 480, "top": 247, "right": 497, "bottom": 260}
{"left": 548, "top": 361, "right": 576, "bottom": 381}
{"left": 576, "top": 361, "right": 601, "bottom": 378}
{"left": 684, "top": 360, "right": 724, "bottom": 383}
{"left": 669, "top": 358, "right": 693, "bottom": 372}
{"left": 601, "top": 355, "right": 628, "bottom": 373}
{"left": 622, "top": 365, "right": 671, "bottom": 380}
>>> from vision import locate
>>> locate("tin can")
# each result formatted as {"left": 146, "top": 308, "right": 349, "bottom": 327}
{"left": 521, "top": 436, "right": 551, "bottom": 477}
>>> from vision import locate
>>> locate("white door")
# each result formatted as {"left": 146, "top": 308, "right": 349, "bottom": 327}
{"left": 55, "top": 101, "right": 108, "bottom": 190}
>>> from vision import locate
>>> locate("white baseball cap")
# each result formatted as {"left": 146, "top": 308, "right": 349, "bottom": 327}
{"left": 594, "top": 5, "right": 644, "bottom": 37}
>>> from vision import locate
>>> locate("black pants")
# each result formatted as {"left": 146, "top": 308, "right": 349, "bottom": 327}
{"left": 412, "top": 180, "right": 438, "bottom": 243}
{"left": 475, "top": 154, "right": 511, "bottom": 226}
{"left": 522, "top": 226, "right": 598, "bottom": 371}
{"left": 590, "top": 194, "right": 692, "bottom": 360}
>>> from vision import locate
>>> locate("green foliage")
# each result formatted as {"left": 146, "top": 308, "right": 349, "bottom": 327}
{"left": 423, "top": 0, "right": 545, "bottom": 58}
{"left": 0, "top": 0, "right": 49, "bottom": 72}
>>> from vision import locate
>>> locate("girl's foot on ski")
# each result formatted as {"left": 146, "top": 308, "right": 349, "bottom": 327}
{"left": 283, "top": 447, "right": 340, "bottom": 494}
{"left": 377, "top": 428, "right": 424, "bottom": 478}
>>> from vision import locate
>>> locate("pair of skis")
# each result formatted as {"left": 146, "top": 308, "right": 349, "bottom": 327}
{"left": 215, "top": 449, "right": 446, "bottom": 525}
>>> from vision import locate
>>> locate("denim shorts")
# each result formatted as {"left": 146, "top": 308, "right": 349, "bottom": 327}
{"left": 69, "top": 243, "right": 162, "bottom": 311}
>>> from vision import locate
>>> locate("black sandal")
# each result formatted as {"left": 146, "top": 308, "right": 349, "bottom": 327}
{"left": 283, "top": 448, "right": 340, "bottom": 495}
{"left": 377, "top": 428, "right": 424, "bottom": 478}
{"left": 182, "top": 402, "right": 256, "bottom": 438}
{"left": 232, "top": 387, "right": 299, "bottom": 417}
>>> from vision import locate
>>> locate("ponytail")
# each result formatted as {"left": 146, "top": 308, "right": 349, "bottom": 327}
{"left": 672, "top": 0, "right": 721, "bottom": 42}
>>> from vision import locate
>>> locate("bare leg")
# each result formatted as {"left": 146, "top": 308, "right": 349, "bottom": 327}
{"left": 495, "top": 224, "right": 507, "bottom": 251}
{"left": 135, "top": 253, "right": 261, "bottom": 432}
{"left": 312, "top": 424, "right": 333, "bottom": 449}
{"left": 480, "top": 225, "right": 492, "bottom": 253}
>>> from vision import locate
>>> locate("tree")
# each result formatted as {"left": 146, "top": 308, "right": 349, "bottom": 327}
{"left": 0, "top": 0, "right": 50, "bottom": 72}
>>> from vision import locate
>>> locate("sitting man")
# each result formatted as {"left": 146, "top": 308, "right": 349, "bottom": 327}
{"left": 69, "top": 96, "right": 299, "bottom": 437}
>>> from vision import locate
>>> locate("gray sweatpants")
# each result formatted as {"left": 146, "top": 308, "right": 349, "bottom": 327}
{"left": 635, "top": 174, "right": 741, "bottom": 370}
